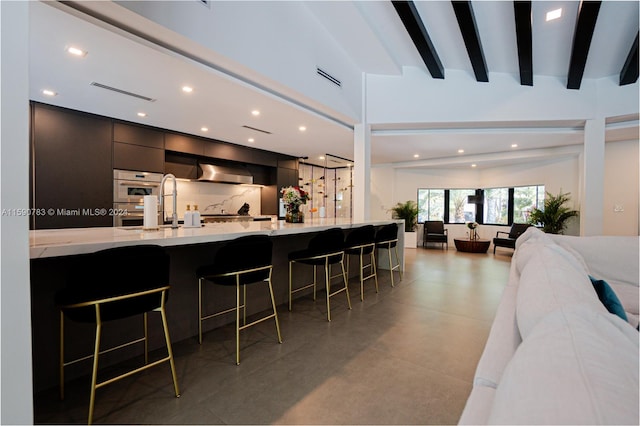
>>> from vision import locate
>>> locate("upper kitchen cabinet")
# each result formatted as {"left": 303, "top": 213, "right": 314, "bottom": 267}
{"left": 204, "top": 141, "right": 252, "bottom": 164}
{"left": 113, "top": 122, "right": 164, "bottom": 173}
{"left": 113, "top": 122, "right": 164, "bottom": 149}
{"left": 165, "top": 133, "right": 205, "bottom": 156}
{"left": 30, "top": 103, "right": 112, "bottom": 229}
{"left": 203, "top": 139, "right": 278, "bottom": 167}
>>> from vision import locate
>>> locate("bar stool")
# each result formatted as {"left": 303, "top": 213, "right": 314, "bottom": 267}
{"left": 288, "top": 228, "right": 351, "bottom": 321}
{"left": 344, "top": 225, "right": 378, "bottom": 301}
{"left": 197, "top": 234, "right": 282, "bottom": 365}
{"left": 375, "top": 223, "right": 402, "bottom": 287}
{"left": 55, "top": 245, "right": 180, "bottom": 425}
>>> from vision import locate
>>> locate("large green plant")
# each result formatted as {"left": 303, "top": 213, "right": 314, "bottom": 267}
{"left": 528, "top": 190, "right": 579, "bottom": 234}
{"left": 391, "top": 200, "right": 419, "bottom": 232}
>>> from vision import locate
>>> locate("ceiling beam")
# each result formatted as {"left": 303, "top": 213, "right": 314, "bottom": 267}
{"left": 451, "top": 1, "right": 488, "bottom": 82}
{"left": 513, "top": 1, "right": 533, "bottom": 86}
{"left": 391, "top": 1, "right": 445, "bottom": 79}
{"left": 567, "top": 1, "right": 601, "bottom": 90}
{"left": 619, "top": 32, "right": 639, "bottom": 86}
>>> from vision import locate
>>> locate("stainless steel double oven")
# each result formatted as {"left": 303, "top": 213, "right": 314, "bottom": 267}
{"left": 113, "top": 169, "right": 163, "bottom": 227}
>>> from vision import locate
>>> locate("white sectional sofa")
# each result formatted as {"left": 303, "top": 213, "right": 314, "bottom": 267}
{"left": 459, "top": 227, "right": 639, "bottom": 425}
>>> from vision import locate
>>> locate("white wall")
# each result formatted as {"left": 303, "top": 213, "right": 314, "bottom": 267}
{"left": 371, "top": 155, "right": 584, "bottom": 238}
{"left": 603, "top": 140, "right": 639, "bottom": 236}
{"left": 1, "top": 1, "right": 34, "bottom": 423}
{"left": 372, "top": 140, "right": 640, "bottom": 238}
{"left": 367, "top": 67, "right": 638, "bottom": 124}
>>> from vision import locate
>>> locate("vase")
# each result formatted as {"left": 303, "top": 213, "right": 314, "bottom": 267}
{"left": 469, "top": 229, "right": 478, "bottom": 240}
{"left": 285, "top": 210, "right": 304, "bottom": 223}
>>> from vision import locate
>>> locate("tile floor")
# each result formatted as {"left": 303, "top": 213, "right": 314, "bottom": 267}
{"left": 34, "top": 247, "right": 512, "bottom": 425}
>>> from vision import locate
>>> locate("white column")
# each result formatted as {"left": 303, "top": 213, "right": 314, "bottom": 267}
{"left": 580, "top": 118, "right": 605, "bottom": 236}
{"left": 1, "top": 1, "right": 34, "bottom": 424}
{"left": 353, "top": 123, "right": 371, "bottom": 221}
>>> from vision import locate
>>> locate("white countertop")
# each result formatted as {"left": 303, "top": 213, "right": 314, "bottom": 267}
{"left": 30, "top": 218, "right": 403, "bottom": 259}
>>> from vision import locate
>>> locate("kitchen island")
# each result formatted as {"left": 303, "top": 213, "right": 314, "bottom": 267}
{"left": 30, "top": 218, "right": 404, "bottom": 391}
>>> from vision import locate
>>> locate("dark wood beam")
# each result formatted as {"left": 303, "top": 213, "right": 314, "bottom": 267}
{"left": 392, "top": 1, "right": 445, "bottom": 79}
{"left": 513, "top": 1, "right": 533, "bottom": 86}
{"left": 620, "top": 32, "right": 639, "bottom": 86}
{"left": 567, "top": 1, "right": 601, "bottom": 90}
{"left": 451, "top": 1, "right": 488, "bottom": 82}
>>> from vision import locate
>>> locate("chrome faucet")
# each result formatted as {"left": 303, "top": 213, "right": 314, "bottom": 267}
{"left": 159, "top": 174, "right": 178, "bottom": 228}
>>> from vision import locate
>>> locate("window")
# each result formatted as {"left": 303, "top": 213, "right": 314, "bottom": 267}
{"left": 418, "top": 184, "right": 544, "bottom": 225}
{"left": 417, "top": 189, "right": 444, "bottom": 222}
{"left": 514, "top": 185, "right": 545, "bottom": 223}
{"left": 449, "top": 189, "right": 476, "bottom": 223}
{"left": 484, "top": 187, "right": 509, "bottom": 225}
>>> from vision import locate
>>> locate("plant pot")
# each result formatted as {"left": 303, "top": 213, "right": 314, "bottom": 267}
{"left": 404, "top": 231, "right": 417, "bottom": 248}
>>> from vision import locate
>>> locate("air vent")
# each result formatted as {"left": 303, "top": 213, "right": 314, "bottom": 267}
{"left": 90, "top": 82, "right": 156, "bottom": 102}
{"left": 316, "top": 67, "right": 342, "bottom": 87}
{"left": 242, "top": 125, "right": 272, "bottom": 135}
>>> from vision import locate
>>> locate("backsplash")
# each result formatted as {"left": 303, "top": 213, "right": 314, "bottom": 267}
{"left": 172, "top": 180, "right": 262, "bottom": 218}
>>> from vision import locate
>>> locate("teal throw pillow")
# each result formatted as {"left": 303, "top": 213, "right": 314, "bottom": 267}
{"left": 589, "top": 275, "right": 628, "bottom": 322}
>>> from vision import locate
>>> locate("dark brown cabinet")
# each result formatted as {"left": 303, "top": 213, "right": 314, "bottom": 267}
{"left": 31, "top": 103, "right": 113, "bottom": 229}
{"left": 275, "top": 160, "right": 299, "bottom": 218}
{"left": 113, "top": 122, "right": 164, "bottom": 172}
{"left": 113, "top": 122, "right": 164, "bottom": 149}
{"left": 165, "top": 133, "right": 205, "bottom": 156}
{"left": 113, "top": 142, "right": 164, "bottom": 173}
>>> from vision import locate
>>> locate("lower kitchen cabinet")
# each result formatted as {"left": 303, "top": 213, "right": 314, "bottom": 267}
{"left": 31, "top": 103, "right": 113, "bottom": 229}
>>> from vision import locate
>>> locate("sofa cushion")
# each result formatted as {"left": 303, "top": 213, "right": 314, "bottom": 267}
{"left": 589, "top": 276, "right": 628, "bottom": 322}
{"left": 549, "top": 234, "right": 640, "bottom": 315}
{"left": 458, "top": 385, "right": 496, "bottom": 425}
{"left": 488, "top": 306, "right": 639, "bottom": 425}
{"left": 514, "top": 228, "right": 552, "bottom": 274}
{"left": 516, "top": 244, "right": 606, "bottom": 339}
{"left": 472, "top": 284, "right": 521, "bottom": 389}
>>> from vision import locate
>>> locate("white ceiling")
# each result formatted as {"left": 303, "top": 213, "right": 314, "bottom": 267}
{"left": 28, "top": 1, "right": 639, "bottom": 170}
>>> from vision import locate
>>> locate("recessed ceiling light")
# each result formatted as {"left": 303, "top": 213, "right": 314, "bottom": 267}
{"left": 511, "top": 143, "right": 518, "bottom": 148}
{"left": 319, "top": 156, "right": 325, "bottom": 160}
{"left": 137, "top": 112, "right": 147, "bottom": 117}
{"left": 251, "top": 110, "right": 260, "bottom": 116}
{"left": 182, "top": 86, "right": 193, "bottom": 93}
{"left": 66, "top": 46, "right": 87, "bottom": 56}
{"left": 42, "top": 89, "right": 57, "bottom": 96}
{"left": 248, "top": 138, "right": 255, "bottom": 143}
{"left": 458, "top": 149, "right": 465, "bottom": 154}
{"left": 413, "top": 154, "right": 420, "bottom": 158}
{"left": 201, "top": 127, "right": 208, "bottom": 132}
{"left": 471, "top": 164, "right": 477, "bottom": 168}
{"left": 546, "top": 8, "right": 562, "bottom": 21}
{"left": 299, "top": 126, "right": 307, "bottom": 132}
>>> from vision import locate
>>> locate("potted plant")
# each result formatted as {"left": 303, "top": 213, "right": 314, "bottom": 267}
{"left": 527, "top": 190, "right": 579, "bottom": 234}
{"left": 391, "top": 200, "right": 418, "bottom": 248}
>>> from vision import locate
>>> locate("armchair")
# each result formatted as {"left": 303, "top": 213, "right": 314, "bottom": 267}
{"left": 423, "top": 220, "right": 448, "bottom": 250}
{"left": 493, "top": 223, "right": 531, "bottom": 254}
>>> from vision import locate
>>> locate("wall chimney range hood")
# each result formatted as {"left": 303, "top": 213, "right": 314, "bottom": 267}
{"left": 198, "top": 163, "right": 253, "bottom": 184}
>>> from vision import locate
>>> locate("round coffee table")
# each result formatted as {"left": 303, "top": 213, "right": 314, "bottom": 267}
{"left": 454, "top": 238, "right": 491, "bottom": 253}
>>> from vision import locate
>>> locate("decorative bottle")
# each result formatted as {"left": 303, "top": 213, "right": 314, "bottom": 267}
{"left": 184, "top": 204, "right": 193, "bottom": 227}
{"left": 192, "top": 204, "right": 201, "bottom": 227}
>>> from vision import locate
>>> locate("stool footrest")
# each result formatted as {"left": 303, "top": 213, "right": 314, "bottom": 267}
{"left": 63, "top": 336, "right": 146, "bottom": 368}
{"left": 239, "top": 312, "right": 278, "bottom": 332}
{"left": 95, "top": 356, "right": 172, "bottom": 389}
